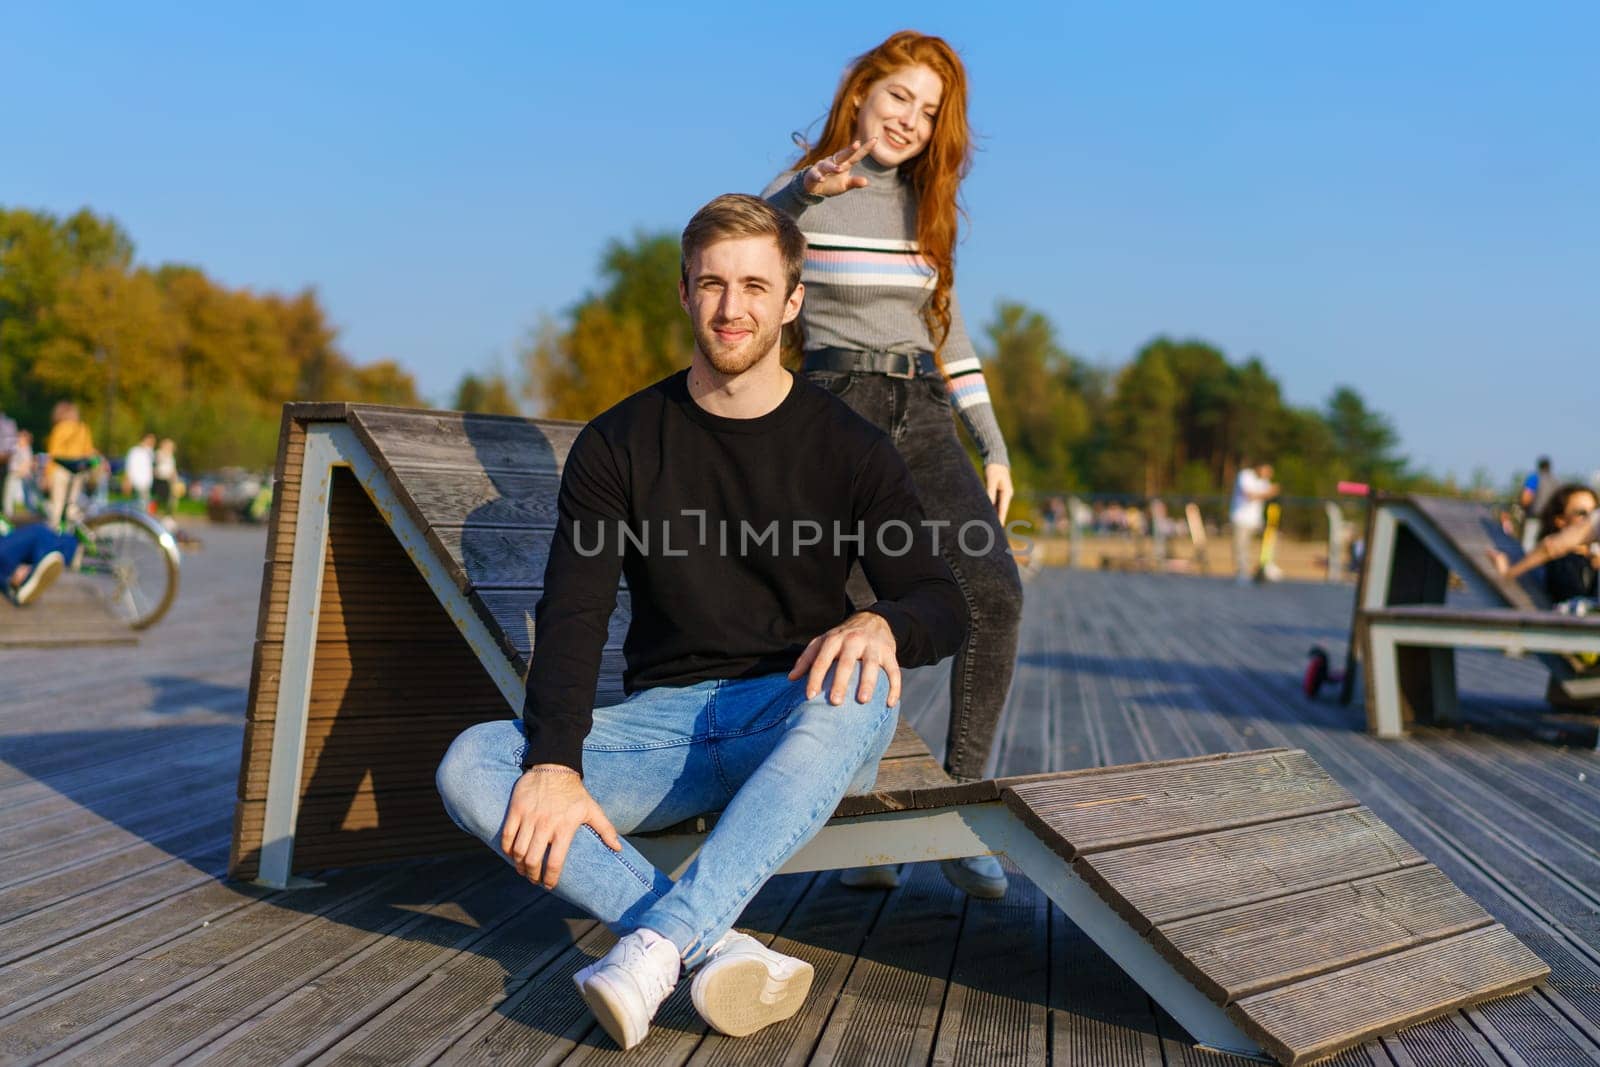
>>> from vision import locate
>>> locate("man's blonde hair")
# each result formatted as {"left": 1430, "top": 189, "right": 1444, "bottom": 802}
{"left": 680, "top": 194, "right": 806, "bottom": 295}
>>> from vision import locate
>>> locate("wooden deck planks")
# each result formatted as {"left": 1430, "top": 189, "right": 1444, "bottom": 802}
{"left": 193, "top": 860, "right": 545, "bottom": 1065}
{"left": 8, "top": 521, "right": 1596, "bottom": 1065}
{"left": 1074, "top": 807, "right": 1426, "bottom": 931}
{"left": 0, "top": 863, "right": 407, "bottom": 1060}
{"left": 1001, "top": 748, "right": 1347, "bottom": 858}
{"left": 0, "top": 870, "right": 265, "bottom": 1019}
{"left": 804, "top": 861, "right": 966, "bottom": 1066}
{"left": 0, "top": 571, "right": 138, "bottom": 647}
{"left": 53, "top": 861, "right": 496, "bottom": 1066}
{"left": 1151, "top": 864, "right": 1494, "bottom": 1003}
{"left": 1048, "top": 904, "right": 1165, "bottom": 1066}
{"left": 929, "top": 862, "right": 1050, "bottom": 1066}
{"left": 1230, "top": 925, "right": 1549, "bottom": 1066}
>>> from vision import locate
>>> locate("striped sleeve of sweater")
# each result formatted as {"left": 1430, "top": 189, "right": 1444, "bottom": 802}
{"left": 763, "top": 166, "right": 1011, "bottom": 469}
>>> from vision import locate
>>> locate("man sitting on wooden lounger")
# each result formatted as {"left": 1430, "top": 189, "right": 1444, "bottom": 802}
{"left": 436, "top": 193, "right": 967, "bottom": 1051}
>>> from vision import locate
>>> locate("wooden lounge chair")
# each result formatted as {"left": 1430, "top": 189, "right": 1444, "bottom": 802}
{"left": 1355, "top": 494, "right": 1600, "bottom": 738}
{"left": 232, "top": 404, "right": 1548, "bottom": 1065}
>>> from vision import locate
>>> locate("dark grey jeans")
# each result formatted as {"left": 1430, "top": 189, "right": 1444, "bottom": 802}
{"left": 806, "top": 369, "right": 1023, "bottom": 780}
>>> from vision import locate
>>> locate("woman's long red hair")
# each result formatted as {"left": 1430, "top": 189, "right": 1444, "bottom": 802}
{"left": 797, "top": 30, "right": 972, "bottom": 360}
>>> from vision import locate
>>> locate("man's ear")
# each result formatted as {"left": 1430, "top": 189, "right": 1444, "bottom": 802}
{"left": 783, "top": 281, "right": 805, "bottom": 325}
{"left": 678, "top": 277, "right": 689, "bottom": 314}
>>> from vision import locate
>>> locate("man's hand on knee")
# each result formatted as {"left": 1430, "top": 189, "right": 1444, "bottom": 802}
{"left": 788, "top": 611, "right": 901, "bottom": 708}
{"left": 501, "top": 766, "right": 622, "bottom": 889}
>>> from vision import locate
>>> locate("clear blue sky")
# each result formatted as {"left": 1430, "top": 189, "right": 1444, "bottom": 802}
{"left": 3, "top": 2, "right": 1595, "bottom": 483}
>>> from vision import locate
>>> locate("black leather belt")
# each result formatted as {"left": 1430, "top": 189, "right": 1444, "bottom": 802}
{"left": 802, "top": 347, "right": 938, "bottom": 379}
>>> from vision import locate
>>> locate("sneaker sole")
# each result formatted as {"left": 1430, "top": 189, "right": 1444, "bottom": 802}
{"left": 838, "top": 865, "right": 901, "bottom": 890}
{"left": 16, "top": 555, "right": 63, "bottom": 606}
{"left": 941, "top": 862, "right": 1009, "bottom": 900}
{"left": 575, "top": 970, "right": 647, "bottom": 1050}
{"left": 693, "top": 957, "right": 814, "bottom": 1037}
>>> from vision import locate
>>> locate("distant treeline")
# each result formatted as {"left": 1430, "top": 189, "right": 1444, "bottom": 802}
{"left": 0, "top": 207, "right": 421, "bottom": 470}
{"left": 520, "top": 231, "right": 1455, "bottom": 504}
{"left": 2, "top": 210, "right": 1451, "bottom": 500}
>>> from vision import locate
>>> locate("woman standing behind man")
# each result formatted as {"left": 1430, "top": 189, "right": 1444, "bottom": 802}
{"left": 763, "top": 30, "right": 1022, "bottom": 899}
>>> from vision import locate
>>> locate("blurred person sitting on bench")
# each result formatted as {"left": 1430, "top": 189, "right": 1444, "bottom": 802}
{"left": 1491, "top": 483, "right": 1600, "bottom": 613}
{"left": 435, "top": 194, "right": 966, "bottom": 1051}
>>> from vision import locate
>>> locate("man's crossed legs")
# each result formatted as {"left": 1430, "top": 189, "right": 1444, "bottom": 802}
{"left": 436, "top": 664, "right": 896, "bottom": 1049}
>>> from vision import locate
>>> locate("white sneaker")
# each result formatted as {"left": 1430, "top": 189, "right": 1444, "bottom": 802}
{"left": 13, "top": 550, "right": 64, "bottom": 606}
{"left": 940, "top": 855, "right": 1009, "bottom": 900}
{"left": 838, "top": 864, "right": 902, "bottom": 890}
{"left": 691, "top": 931, "right": 814, "bottom": 1038}
{"left": 573, "top": 929, "right": 681, "bottom": 1050}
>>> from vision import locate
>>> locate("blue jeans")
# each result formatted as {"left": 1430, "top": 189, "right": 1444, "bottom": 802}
{"left": 436, "top": 664, "right": 897, "bottom": 967}
{"left": 806, "top": 370, "right": 1023, "bottom": 780}
{"left": 1, "top": 523, "right": 78, "bottom": 579}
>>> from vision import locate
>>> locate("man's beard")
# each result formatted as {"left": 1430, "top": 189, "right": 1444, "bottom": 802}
{"left": 692, "top": 318, "right": 781, "bottom": 377}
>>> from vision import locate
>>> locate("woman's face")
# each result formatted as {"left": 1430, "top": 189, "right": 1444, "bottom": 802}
{"left": 1554, "top": 491, "right": 1597, "bottom": 530}
{"left": 853, "top": 64, "right": 944, "bottom": 168}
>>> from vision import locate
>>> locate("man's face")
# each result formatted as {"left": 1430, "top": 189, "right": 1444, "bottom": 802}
{"left": 679, "top": 235, "right": 802, "bottom": 376}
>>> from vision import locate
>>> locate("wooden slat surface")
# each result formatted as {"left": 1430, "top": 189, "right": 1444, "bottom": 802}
{"left": 231, "top": 406, "right": 312, "bottom": 877}
{"left": 232, "top": 462, "right": 512, "bottom": 878}
{"left": 1366, "top": 603, "right": 1600, "bottom": 633}
{"left": 831, "top": 751, "right": 953, "bottom": 817}
{"left": 433, "top": 523, "right": 554, "bottom": 590}
{"left": 1002, "top": 749, "right": 1358, "bottom": 858}
{"left": 0, "top": 574, "right": 138, "bottom": 647}
{"left": 1402, "top": 495, "right": 1544, "bottom": 609}
{"left": 382, "top": 465, "right": 562, "bottom": 530}
{"left": 1075, "top": 807, "right": 1427, "bottom": 931}
{"left": 1230, "top": 925, "right": 1549, "bottom": 1066}
{"left": 349, "top": 406, "right": 582, "bottom": 475}
{"left": 476, "top": 586, "right": 631, "bottom": 655}
{"left": 1151, "top": 864, "right": 1495, "bottom": 1002}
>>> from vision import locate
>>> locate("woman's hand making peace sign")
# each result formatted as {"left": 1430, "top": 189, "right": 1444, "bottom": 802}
{"left": 803, "top": 138, "right": 879, "bottom": 197}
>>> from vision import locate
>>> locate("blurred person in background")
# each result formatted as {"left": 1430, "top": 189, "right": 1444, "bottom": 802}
{"left": 124, "top": 433, "right": 156, "bottom": 511}
{"left": 153, "top": 438, "right": 179, "bottom": 517}
{"left": 3, "top": 429, "right": 34, "bottom": 519}
{"left": 44, "top": 401, "right": 96, "bottom": 528}
{"left": 1520, "top": 456, "right": 1556, "bottom": 551}
{"left": 1230, "top": 460, "right": 1279, "bottom": 585}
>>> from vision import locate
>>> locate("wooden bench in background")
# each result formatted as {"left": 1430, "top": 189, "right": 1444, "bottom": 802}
{"left": 233, "top": 402, "right": 1548, "bottom": 1065}
{"left": 1355, "top": 493, "right": 1600, "bottom": 738}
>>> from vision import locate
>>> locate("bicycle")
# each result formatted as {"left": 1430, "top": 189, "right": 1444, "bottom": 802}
{"left": 2, "top": 456, "right": 181, "bottom": 629}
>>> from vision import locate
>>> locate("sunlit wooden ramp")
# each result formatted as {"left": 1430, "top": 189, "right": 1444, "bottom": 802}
{"left": 233, "top": 403, "right": 1548, "bottom": 1066}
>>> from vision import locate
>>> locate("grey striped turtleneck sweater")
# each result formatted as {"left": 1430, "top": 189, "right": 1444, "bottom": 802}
{"left": 763, "top": 158, "right": 1010, "bottom": 468}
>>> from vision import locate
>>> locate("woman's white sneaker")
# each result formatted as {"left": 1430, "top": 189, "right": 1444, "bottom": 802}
{"left": 940, "top": 854, "right": 1009, "bottom": 899}
{"left": 573, "top": 929, "right": 681, "bottom": 1050}
{"left": 838, "top": 864, "right": 902, "bottom": 889}
{"left": 690, "top": 932, "right": 814, "bottom": 1037}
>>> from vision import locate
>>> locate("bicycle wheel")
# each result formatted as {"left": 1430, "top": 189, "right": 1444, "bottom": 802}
{"left": 79, "top": 510, "right": 181, "bottom": 629}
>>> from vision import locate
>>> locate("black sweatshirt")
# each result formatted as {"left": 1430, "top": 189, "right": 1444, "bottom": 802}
{"left": 522, "top": 369, "right": 968, "bottom": 772}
